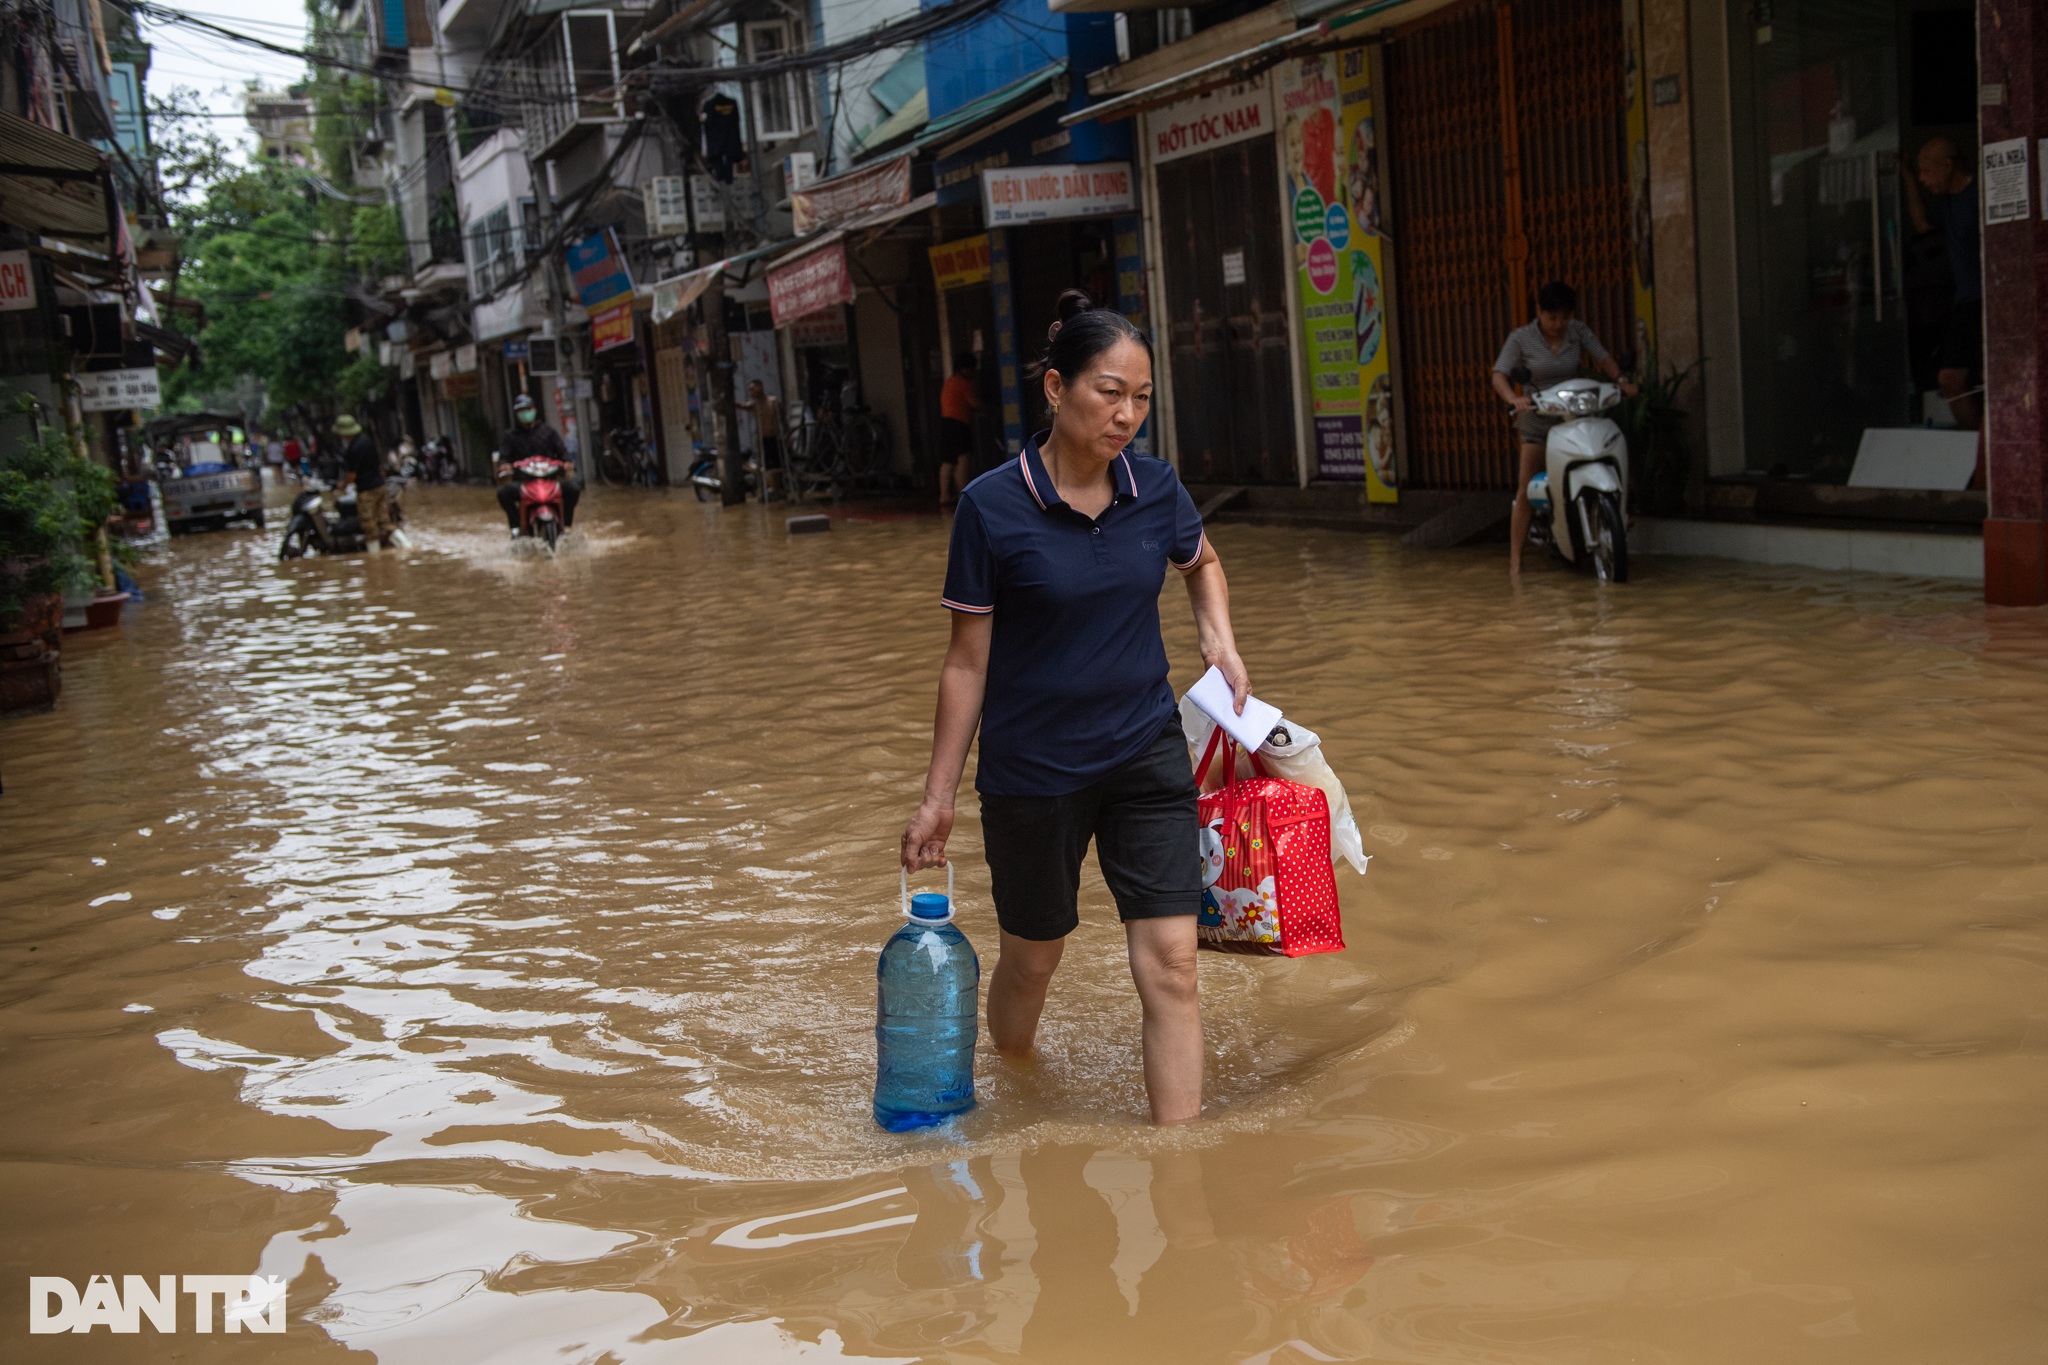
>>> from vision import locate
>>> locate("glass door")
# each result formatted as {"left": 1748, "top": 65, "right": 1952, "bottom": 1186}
{"left": 1728, "top": 0, "right": 1912, "bottom": 478}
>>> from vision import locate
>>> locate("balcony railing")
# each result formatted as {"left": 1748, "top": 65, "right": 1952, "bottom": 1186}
{"left": 521, "top": 11, "right": 623, "bottom": 162}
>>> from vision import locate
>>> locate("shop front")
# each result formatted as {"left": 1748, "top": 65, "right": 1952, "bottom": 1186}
{"left": 1144, "top": 76, "right": 1298, "bottom": 486}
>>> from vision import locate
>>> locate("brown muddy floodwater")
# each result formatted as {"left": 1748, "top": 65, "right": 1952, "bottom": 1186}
{"left": 3, "top": 484, "right": 2047, "bottom": 1364}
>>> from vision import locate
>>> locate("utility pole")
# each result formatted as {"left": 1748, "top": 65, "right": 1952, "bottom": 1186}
{"left": 703, "top": 275, "right": 744, "bottom": 505}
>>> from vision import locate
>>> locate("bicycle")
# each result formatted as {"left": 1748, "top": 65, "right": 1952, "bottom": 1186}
{"left": 600, "top": 428, "right": 659, "bottom": 487}
{"left": 784, "top": 402, "right": 892, "bottom": 503}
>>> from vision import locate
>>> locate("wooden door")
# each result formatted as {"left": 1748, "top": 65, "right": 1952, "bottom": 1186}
{"left": 1157, "top": 139, "right": 1297, "bottom": 484}
{"left": 1386, "top": 0, "right": 1631, "bottom": 490}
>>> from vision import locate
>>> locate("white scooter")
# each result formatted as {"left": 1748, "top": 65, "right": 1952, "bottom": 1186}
{"left": 1511, "top": 366, "right": 1630, "bottom": 583}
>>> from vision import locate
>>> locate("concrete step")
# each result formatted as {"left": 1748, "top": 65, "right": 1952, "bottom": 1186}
{"left": 1400, "top": 492, "right": 1512, "bottom": 549}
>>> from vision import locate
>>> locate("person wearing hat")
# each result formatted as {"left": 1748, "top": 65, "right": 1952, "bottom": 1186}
{"left": 333, "top": 415, "right": 393, "bottom": 553}
{"left": 496, "top": 394, "right": 580, "bottom": 536}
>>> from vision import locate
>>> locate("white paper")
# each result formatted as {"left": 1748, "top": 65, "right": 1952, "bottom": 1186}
{"left": 1983, "top": 137, "right": 2029, "bottom": 225}
{"left": 1185, "top": 666, "right": 1282, "bottom": 753}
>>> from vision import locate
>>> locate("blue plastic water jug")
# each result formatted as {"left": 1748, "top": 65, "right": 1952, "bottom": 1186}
{"left": 874, "top": 866, "right": 979, "bottom": 1131}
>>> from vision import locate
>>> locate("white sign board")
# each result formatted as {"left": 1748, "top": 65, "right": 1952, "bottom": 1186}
{"left": 982, "top": 163, "right": 1136, "bottom": 226}
{"left": 1983, "top": 137, "right": 2030, "bottom": 225}
{"left": 76, "top": 366, "right": 161, "bottom": 412}
{"left": 0, "top": 250, "right": 34, "bottom": 311}
{"left": 1146, "top": 78, "right": 1272, "bottom": 166}
{"left": 1847, "top": 428, "right": 1980, "bottom": 490}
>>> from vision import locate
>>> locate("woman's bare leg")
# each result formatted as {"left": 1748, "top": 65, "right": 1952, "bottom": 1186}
{"left": 1507, "top": 440, "right": 1546, "bottom": 575}
{"left": 1126, "top": 916, "right": 1202, "bottom": 1124}
{"left": 988, "top": 932, "right": 1065, "bottom": 1051}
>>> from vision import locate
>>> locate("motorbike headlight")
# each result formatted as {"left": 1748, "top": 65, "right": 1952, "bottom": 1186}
{"left": 1568, "top": 391, "right": 1597, "bottom": 416}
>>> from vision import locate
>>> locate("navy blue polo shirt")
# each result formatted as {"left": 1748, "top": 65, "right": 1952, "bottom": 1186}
{"left": 942, "top": 433, "right": 1206, "bottom": 797}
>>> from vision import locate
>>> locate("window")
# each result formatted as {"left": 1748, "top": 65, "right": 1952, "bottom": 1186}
{"left": 565, "top": 12, "right": 622, "bottom": 121}
{"left": 519, "top": 198, "right": 542, "bottom": 259}
{"left": 468, "top": 204, "right": 516, "bottom": 292}
{"left": 744, "top": 20, "right": 814, "bottom": 141}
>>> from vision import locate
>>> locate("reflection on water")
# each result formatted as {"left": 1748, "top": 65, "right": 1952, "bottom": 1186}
{"left": 3, "top": 485, "right": 2045, "bottom": 1361}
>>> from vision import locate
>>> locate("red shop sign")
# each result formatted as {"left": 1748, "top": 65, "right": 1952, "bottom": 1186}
{"left": 768, "top": 241, "right": 855, "bottom": 327}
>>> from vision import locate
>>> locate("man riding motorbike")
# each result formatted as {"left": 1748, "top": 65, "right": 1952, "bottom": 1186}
{"left": 496, "top": 395, "right": 581, "bottom": 537}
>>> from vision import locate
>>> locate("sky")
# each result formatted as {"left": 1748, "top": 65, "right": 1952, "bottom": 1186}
{"left": 137, "top": 1, "right": 314, "bottom": 161}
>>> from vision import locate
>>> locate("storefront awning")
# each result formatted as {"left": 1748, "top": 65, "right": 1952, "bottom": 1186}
{"left": 1062, "top": 0, "right": 1459, "bottom": 125}
{"left": 857, "top": 62, "right": 1067, "bottom": 166}
{"left": 0, "top": 108, "right": 118, "bottom": 250}
{"left": 650, "top": 192, "right": 938, "bottom": 325}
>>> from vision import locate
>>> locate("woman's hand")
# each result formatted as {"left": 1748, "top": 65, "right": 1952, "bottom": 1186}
{"left": 901, "top": 798, "right": 955, "bottom": 871}
{"left": 1619, "top": 379, "right": 1640, "bottom": 399}
{"left": 1205, "top": 644, "right": 1252, "bottom": 715}
{"left": 1510, "top": 394, "right": 1534, "bottom": 415}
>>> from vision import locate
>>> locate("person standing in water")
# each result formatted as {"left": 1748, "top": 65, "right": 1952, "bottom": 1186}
{"left": 900, "top": 289, "right": 1251, "bottom": 1126}
{"left": 333, "top": 415, "right": 393, "bottom": 554}
{"left": 1491, "top": 280, "right": 1636, "bottom": 576}
{"left": 936, "top": 353, "right": 982, "bottom": 507}
{"left": 744, "top": 379, "right": 785, "bottom": 500}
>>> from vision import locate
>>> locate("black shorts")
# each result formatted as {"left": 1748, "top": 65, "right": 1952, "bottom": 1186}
{"left": 1938, "top": 299, "right": 1982, "bottom": 373}
{"left": 940, "top": 417, "right": 974, "bottom": 461}
{"left": 978, "top": 723, "right": 1201, "bottom": 941}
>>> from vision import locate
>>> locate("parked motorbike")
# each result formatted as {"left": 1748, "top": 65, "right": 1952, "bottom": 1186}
{"left": 425, "top": 435, "right": 461, "bottom": 484}
{"left": 504, "top": 452, "right": 571, "bottom": 550}
{"left": 1512, "top": 366, "right": 1630, "bottom": 583}
{"left": 277, "top": 481, "right": 407, "bottom": 559}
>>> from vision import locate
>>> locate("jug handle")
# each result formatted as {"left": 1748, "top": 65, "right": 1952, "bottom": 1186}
{"left": 901, "top": 862, "right": 955, "bottom": 918}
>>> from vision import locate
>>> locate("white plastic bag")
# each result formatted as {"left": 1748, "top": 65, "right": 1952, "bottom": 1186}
{"left": 1178, "top": 695, "right": 1370, "bottom": 875}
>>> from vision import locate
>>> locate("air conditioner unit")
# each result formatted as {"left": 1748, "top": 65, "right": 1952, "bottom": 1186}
{"left": 644, "top": 176, "right": 690, "bottom": 235}
{"left": 783, "top": 152, "right": 817, "bottom": 198}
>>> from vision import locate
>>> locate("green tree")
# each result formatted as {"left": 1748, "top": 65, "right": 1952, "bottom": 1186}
{"left": 164, "top": 161, "right": 399, "bottom": 422}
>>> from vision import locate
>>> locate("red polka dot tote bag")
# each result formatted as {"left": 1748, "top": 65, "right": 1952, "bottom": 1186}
{"left": 1194, "top": 728, "right": 1346, "bottom": 957}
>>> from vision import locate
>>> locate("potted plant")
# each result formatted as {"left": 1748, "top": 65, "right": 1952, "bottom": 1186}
{"left": 1, "top": 415, "right": 121, "bottom": 712}
{"left": 1617, "top": 360, "right": 1700, "bottom": 518}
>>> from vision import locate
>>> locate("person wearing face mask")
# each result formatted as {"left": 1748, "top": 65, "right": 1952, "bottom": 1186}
{"left": 899, "top": 287, "right": 1252, "bottom": 1128}
{"left": 495, "top": 394, "right": 581, "bottom": 535}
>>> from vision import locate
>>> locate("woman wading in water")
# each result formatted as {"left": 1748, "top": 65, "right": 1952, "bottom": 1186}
{"left": 900, "top": 289, "right": 1251, "bottom": 1125}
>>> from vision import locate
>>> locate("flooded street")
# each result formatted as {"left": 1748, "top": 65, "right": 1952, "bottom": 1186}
{"left": 4, "top": 485, "right": 2046, "bottom": 1362}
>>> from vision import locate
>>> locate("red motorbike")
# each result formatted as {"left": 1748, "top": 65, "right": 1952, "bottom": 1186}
{"left": 508, "top": 454, "right": 570, "bottom": 550}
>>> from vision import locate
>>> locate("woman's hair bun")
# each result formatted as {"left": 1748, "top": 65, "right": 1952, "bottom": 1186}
{"left": 1026, "top": 285, "right": 1149, "bottom": 389}
{"left": 1048, "top": 288, "right": 1094, "bottom": 341}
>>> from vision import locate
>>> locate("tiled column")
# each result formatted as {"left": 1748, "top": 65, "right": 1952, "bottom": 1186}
{"left": 1980, "top": 0, "right": 2048, "bottom": 605}
{"left": 988, "top": 229, "right": 1026, "bottom": 453}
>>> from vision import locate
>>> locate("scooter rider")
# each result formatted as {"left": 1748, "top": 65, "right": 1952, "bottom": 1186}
{"left": 496, "top": 394, "right": 581, "bottom": 535}
{"left": 1491, "top": 281, "right": 1636, "bottom": 576}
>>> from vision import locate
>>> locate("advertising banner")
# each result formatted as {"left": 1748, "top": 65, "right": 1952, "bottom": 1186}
{"left": 590, "top": 300, "right": 636, "bottom": 353}
{"left": 793, "top": 154, "right": 910, "bottom": 235}
{"left": 767, "top": 240, "right": 854, "bottom": 326}
{"left": 565, "top": 230, "right": 634, "bottom": 315}
{"left": 651, "top": 260, "right": 728, "bottom": 324}
{"left": 1339, "top": 46, "right": 1396, "bottom": 500}
{"left": 0, "top": 250, "right": 35, "bottom": 311}
{"left": 1147, "top": 78, "right": 1271, "bottom": 167}
{"left": 982, "top": 162, "right": 1136, "bottom": 226}
{"left": 1273, "top": 49, "right": 1398, "bottom": 496}
{"left": 929, "top": 234, "right": 992, "bottom": 291}
{"left": 790, "top": 308, "right": 848, "bottom": 349}
{"left": 1276, "top": 54, "right": 1359, "bottom": 481}
{"left": 76, "top": 366, "right": 162, "bottom": 412}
